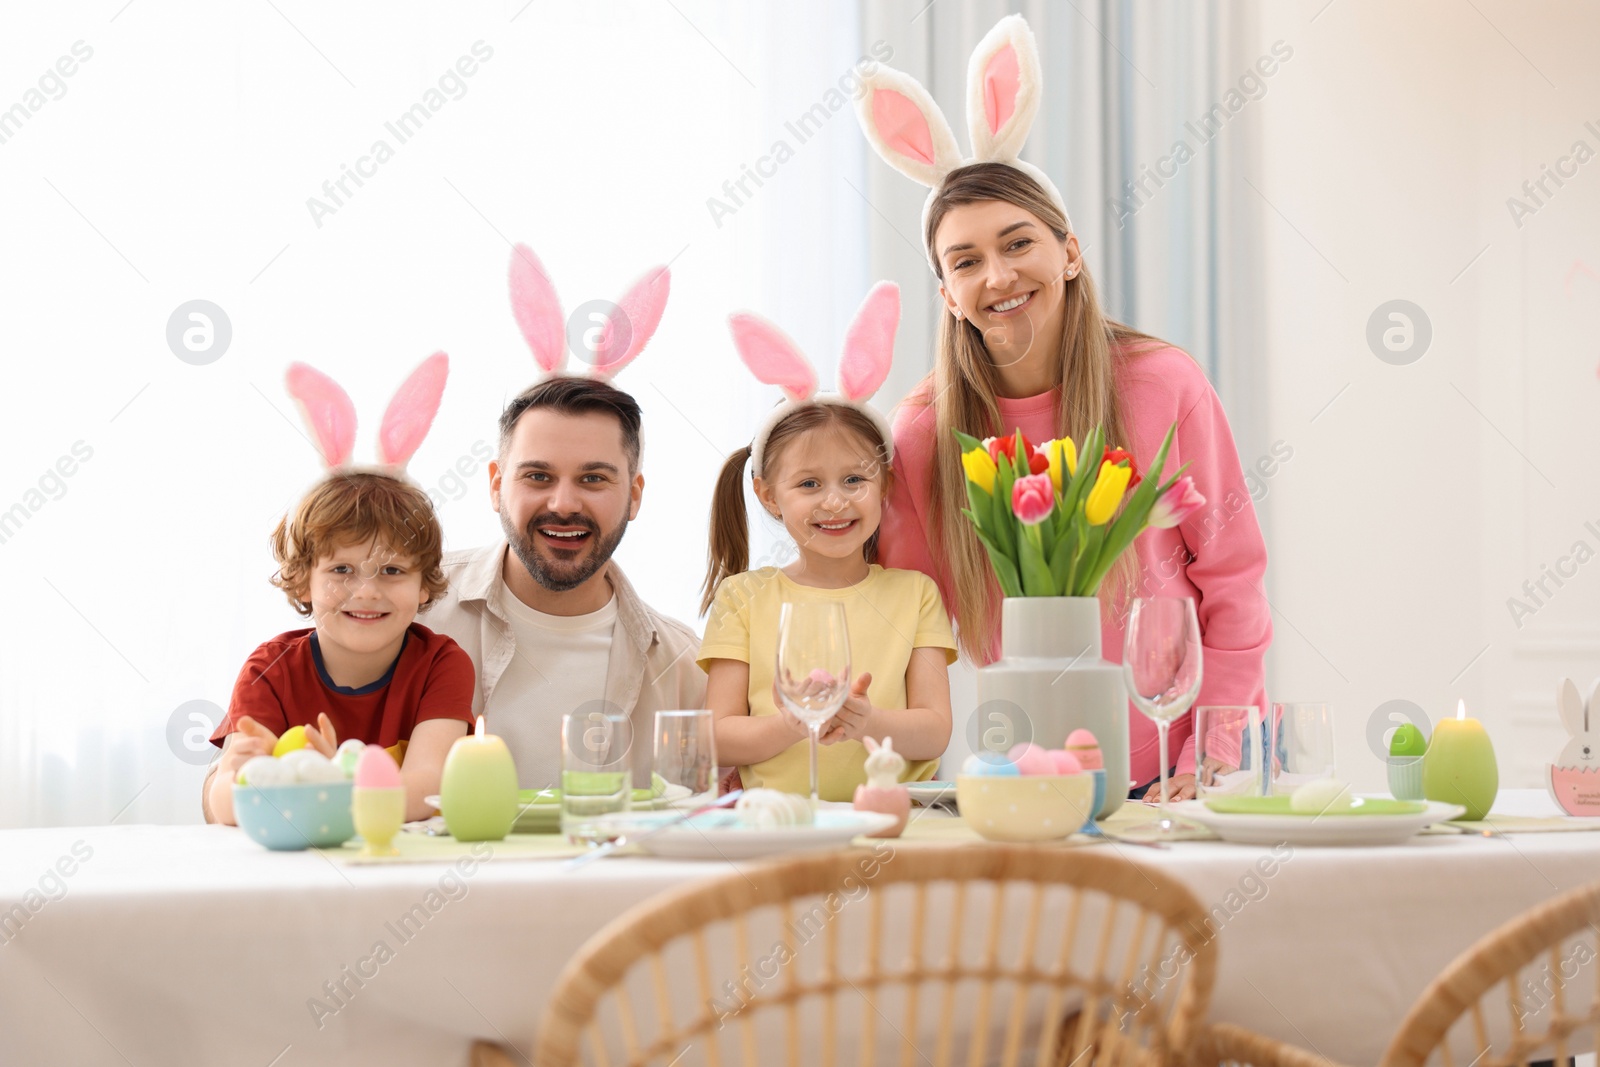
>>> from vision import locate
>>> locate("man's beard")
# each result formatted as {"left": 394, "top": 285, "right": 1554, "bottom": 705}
{"left": 503, "top": 510, "right": 629, "bottom": 593}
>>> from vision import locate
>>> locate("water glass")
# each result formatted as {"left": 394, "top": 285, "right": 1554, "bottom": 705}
{"left": 1194, "top": 705, "right": 1266, "bottom": 799}
{"left": 654, "top": 709, "right": 717, "bottom": 809}
{"left": 1268, "top": 702, "right": 1336, "bottom": 795}
{"left": 561, "top": 709, "right": 633, "bottom": 846}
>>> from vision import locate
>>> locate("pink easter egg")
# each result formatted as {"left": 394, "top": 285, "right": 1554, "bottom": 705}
{"left": 354, "top": 744, "right": 402, "bottom": 789}
{"left": 1064, "top": 728, "right": 1104, "bottom": 770}
{"left": 1008, "top": 743, "right": 1055, "bottom": 776}
{"left": 1048, "top": 750, "right": 1084, "bottom": 776}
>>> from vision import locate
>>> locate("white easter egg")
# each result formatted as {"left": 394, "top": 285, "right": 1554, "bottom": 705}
{"left": 281, "top": 749, "right": 343, "bottom": 784}
{"left": 1290, "top": 778, "right": 1355, "bottom": 814}
{"left": 238, "top": 756, "right": 289, "bottom": 788}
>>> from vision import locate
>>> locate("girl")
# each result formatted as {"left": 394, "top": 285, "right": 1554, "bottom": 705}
{"left": 698, "top": 283, "right": 957, "bottom": 801}
{"left": 854, "top": 15, "right": 1271, "bottom": 802}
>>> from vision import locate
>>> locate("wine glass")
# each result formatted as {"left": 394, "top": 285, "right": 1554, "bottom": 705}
{"left": 1122, "top": 597, "right": 1204, "bottom": 834}
{"left": 775, "top": 601, "right": 851, "bottom": 809}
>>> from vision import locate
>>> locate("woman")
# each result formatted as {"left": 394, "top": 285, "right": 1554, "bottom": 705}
{"left": 854, "top": 15, "right": 1270, "bottom": 801}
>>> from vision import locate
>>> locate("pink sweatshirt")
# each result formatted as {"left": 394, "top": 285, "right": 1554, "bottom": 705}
{"left": 878, "top": 345, "right": 1272, "bottom": 788}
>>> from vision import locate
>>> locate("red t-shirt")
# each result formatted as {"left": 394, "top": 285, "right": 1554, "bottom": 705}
{"left": 210, "top": 623, "right": 475, "bottom": 750}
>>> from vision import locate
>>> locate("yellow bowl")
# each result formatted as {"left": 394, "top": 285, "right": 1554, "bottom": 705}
{"left": 957, "top": 774, "right": 1095, "bottom": 842}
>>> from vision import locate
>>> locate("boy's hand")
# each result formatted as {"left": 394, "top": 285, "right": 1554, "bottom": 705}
{"left": 219, "top": 716, "right": 277, "bottom": 781}
{"left": 304, "top": 713, "right": 338, "bottom": 757}
{"left": 819, "top": 672, "right": 873, "bottom": 745}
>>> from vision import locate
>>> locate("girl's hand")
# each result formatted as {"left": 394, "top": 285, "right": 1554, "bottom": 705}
{"left": 819, "top": 672, "right": 874, "bottom": 745}
{"left": 769, "top": 678, "right": 812, "bottom": 742}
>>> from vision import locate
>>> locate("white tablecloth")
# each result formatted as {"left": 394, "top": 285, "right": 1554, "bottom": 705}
{"left": 2, "top": 791, "right": 1596, "bottom": 1066}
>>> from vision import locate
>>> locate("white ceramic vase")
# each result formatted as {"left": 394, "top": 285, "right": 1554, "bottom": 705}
{"left": 974, "top": 596, "right": 1128, "bottom": 817}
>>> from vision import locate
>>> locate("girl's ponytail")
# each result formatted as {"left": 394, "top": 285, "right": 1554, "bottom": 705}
{"left": 701, "top": 445, "right": 753, "bottom": 615}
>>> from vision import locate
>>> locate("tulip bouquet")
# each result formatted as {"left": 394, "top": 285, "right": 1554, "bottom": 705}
{"left": 954, "top": 423, "right": 1205, "bottom": 598}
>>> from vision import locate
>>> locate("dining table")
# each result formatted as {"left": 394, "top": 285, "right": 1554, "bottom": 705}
{"left": 2, "top": 788, "right": 1597, "bottom": 1066}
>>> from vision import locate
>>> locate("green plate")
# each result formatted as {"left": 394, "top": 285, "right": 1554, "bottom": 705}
{"left": 1204, "top": 796, "right": 1427, "bottom": 817}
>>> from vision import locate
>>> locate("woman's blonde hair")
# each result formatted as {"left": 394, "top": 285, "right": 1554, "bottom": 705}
{"left": 701, "top": 403, "right": 892, "bottom": 615}
{"left": 918, "top": 162, "right": 1181, "bottom": 661}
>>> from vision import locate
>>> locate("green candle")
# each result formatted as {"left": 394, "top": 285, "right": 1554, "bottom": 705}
{"left": 441, "top": 716, "right": 520, "bottom": 842}
{"left": 1422, "top": 700, "right": 1498, "bottom": 821}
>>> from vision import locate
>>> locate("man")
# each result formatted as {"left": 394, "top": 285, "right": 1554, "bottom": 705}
{"left": 427, "top": 376, "right": 705, "bottom": 788}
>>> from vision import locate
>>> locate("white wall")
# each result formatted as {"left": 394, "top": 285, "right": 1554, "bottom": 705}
{"left": 1252, "top": 0, "right": 1600, "bottom": 790}
{"left": 0, "top": 0, "right": 876, "bottom": 827}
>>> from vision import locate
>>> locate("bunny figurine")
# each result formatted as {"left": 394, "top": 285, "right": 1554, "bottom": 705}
{"left": 853, "top": 737, "right": 911, "bottom": 838}
{"left": 1547, "top": 677, "right": 1600, "bottom": 816}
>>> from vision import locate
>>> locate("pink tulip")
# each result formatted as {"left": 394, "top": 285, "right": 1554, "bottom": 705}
{"left": 1148, "top": 476, "right": 1206, "bottom": 529}
{"left": 1010, "top": 473, "right": 1055, "bottom": 525}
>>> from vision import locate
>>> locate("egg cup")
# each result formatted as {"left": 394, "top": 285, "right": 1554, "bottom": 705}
{"left": 353, "top": 787, "right": 406, "bottom": 857}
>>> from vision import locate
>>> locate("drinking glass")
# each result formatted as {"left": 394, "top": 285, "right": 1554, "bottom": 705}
{"left": 1194, "top": 705, "right": 1266, "bottom": 800}
{"left": 1268, "top": 702, "right": 1336, "bottom": 795}
{"left": 654, "top": 709, "right": 717, "bottom": 809}
{"left": 1122, "top": 597, "right": 1204, "bottom": 834}
{"left": 560, "top": 709, "right": 633, "bottom": 846}
{"left": 774, "top": 601, "right": 851, "bottom": 808}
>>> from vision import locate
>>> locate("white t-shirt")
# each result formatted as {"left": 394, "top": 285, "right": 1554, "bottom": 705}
{"left": 486, "top": 578, "right": 617, "bottom": 790}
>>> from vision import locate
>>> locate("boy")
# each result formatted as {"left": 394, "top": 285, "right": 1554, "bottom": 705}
{"left": 204, "top": 471, "right": 473, "bottom": 825}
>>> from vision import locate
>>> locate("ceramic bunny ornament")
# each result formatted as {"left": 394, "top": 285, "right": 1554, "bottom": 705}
{"left": 1548, "top": 677, "right": 1600, "bottom": 816}
{"left": 852, "top": 736, "right": 910, "bottom": 838}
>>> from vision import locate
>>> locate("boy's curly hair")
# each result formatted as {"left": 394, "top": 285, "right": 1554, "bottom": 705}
{"left": 270, "top": 471, "right": 447, "bottom": 617}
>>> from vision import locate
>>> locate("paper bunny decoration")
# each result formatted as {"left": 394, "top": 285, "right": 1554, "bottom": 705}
{"left": 728, "top": 281, "right": 900, "bottom": 477}
{"left": 853, "top": 14, "right": 1065, "bottom": 265}
{"left": 286, "top": 353, "right": 448, "bottom": 472}
{"left": 508, "top": 242, "right": 670, "bottom": 380}
{"left": 1549, "top": 677, "right": 1600, "bottom": 816}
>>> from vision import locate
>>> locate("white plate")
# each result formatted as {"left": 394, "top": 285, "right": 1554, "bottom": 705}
{"left": 905, "top": 781, "right": 958, "bottom": 804}
{"left": 633, "top": 809, "right": 896, "bottom": 860}
{"left": 1171, "top": 799, "right": 1467, "bottom": 847}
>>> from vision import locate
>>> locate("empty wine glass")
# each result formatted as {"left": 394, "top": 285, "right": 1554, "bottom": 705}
{"left": 775, "top": 601, "right": 851, "bottom": 808}
{"left": 1122, "top": 597, "right": 1204, "bottom": 835}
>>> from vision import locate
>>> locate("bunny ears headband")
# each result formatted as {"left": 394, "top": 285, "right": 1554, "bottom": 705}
{"left": 730, "top": 281, "right": 900, "bottom": 478}
{"left": 286, "top": 353, "right": 449, "bottom": 472}
{"left": 508, "top": 242, "right": 670, "bottom": 380}
{"left": 853, "top": 14, "right": 1066, "bottom": 268}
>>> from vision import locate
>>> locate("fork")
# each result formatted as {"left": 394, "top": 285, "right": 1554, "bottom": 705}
{"left": 562, "top": 790, "right": 745, "bottom": 870}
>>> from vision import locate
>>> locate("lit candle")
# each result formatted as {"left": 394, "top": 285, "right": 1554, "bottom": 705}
{"left": 1422, "top": 700, "right": 1499, "bottom": 821}
{"left": 440, "top": 716, "right": 520, "bottom": 842}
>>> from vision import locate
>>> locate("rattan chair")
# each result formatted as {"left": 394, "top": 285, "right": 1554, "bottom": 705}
{"left": 476, "top": 845, "right": 1220, "bottom": 1066}
{"left": 1199, "top": 878, "right": 1600, "bottom": 1067}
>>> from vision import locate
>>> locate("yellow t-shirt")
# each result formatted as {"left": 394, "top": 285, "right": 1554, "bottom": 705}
{"left": 698, "top": 565, "right": 958, "bottom": 801}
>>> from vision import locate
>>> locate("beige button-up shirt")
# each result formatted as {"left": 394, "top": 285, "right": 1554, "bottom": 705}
{"left": 425, "top": 542, "right": 707, "bottom": 782}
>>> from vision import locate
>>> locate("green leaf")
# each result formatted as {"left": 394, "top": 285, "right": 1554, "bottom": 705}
{"left": 1048, "top": 515, "right": 1077, "bottom": 593}
{"left": 972, "top": 526, "right": 1023, "bottom": 597}
{"left": 1018, "top": 524, "right": 1054, "bottom": 597}
{"left": 953, "top": 428, "right": 985, "bottom": 453}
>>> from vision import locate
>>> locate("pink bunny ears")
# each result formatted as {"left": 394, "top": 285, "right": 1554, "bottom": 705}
{"left": 853, "top": 15, "right": 1067, "bottom": 265}
{"left": 508, "top": 243, "right": 670, "bottom": 380}
{"left": 729, "top": 281, "right": 899, "bottom": 477}
{"left": 286, "top": 353, "right": 448, "bottom": 471}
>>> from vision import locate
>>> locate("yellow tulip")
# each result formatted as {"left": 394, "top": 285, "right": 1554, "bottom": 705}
{"left": 1084, "top": 460, "right": 1133, "bottom": 525}
{"left": 961, "top": 446, "right": 998, "bottom": 493}
{"left": 1039, "top": 438, "right": 1077, "bottom": 493}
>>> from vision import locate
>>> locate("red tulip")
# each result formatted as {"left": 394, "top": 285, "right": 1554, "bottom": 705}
{"left": 1103, "top": 447, "right": 1141, "bottom": 488}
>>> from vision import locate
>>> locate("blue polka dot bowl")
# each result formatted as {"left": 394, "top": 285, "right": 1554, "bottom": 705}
{"left": 233, "top": 780, "right": 355, "bottom": 850}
